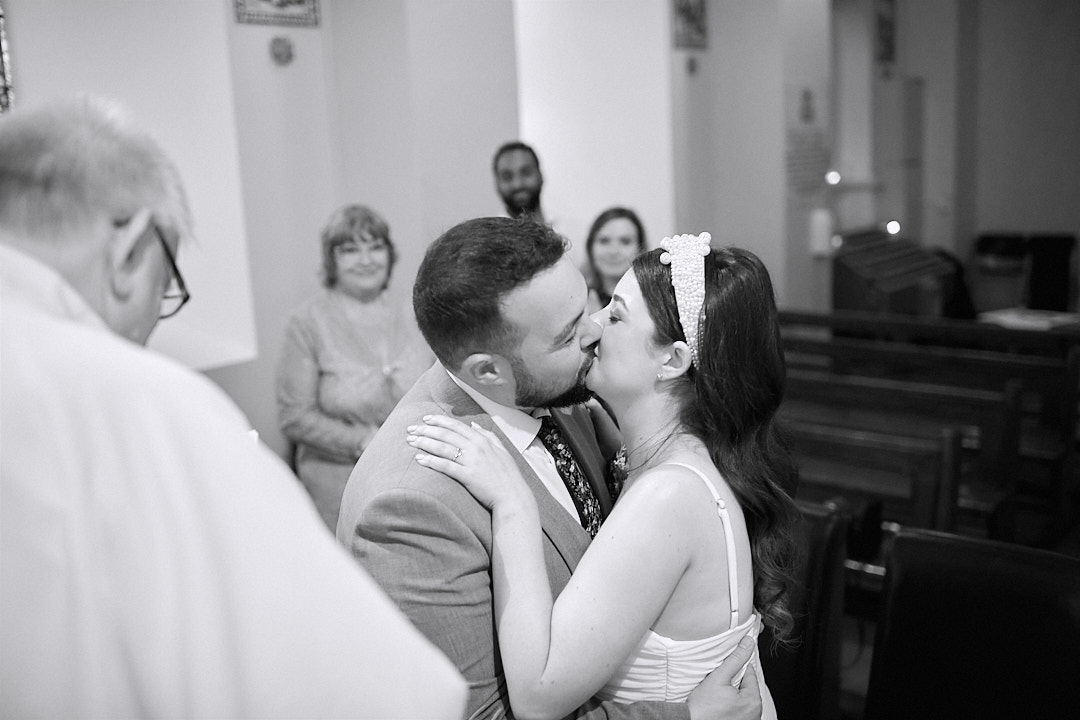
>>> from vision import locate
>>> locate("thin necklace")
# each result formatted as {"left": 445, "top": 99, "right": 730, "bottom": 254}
{"left": 626, "top": 427, "right": 697, "bottom": 476}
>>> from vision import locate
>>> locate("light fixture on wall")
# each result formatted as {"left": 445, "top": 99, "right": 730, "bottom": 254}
{"left": 270, "top": 36, "right": 294, "bottom": 66}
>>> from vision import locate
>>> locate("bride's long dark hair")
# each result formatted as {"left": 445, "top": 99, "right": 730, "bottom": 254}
{"left": 632, "top": 246, "right": 800, "bottom": 641}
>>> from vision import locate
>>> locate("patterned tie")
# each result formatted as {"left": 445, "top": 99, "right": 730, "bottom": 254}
{"left": 536, "top": 414, "right": 602, "bottom": 538}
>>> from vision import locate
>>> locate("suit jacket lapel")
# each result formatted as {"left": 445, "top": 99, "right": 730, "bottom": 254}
{"left": 427, "top": 370, "right": 592, "bottom": 571}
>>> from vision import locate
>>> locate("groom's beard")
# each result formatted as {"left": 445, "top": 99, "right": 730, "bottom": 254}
{"left": 511, "top": 353, "right": 594, "bottom": 409}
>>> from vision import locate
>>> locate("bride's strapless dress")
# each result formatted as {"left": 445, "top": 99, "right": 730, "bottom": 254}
{"left": 594, "top": 464, "right": 777, "bottom": 719}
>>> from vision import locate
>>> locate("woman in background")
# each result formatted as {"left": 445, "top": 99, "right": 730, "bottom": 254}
{"left": 583, "top": 206, "right": 647, "bottom": 313}
{"left": 277, "top": 204, "right": 432, "bottom": 530}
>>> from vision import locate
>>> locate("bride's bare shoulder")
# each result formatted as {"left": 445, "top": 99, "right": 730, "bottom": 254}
{"left": 616, "top": 462, "right": 716, "bottom": 517}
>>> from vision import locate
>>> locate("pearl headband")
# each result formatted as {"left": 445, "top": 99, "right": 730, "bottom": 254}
{"left": 658, "top": 232, "right": 712, "bottom": 366}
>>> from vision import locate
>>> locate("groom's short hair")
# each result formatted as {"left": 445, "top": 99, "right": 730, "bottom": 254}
{"left": 414, "top": 216, "right": 566, "bottom": 369}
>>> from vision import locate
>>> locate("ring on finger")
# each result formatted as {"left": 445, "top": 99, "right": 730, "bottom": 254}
{"left": 453, "top": 446, "right": 462, "bottom": 461}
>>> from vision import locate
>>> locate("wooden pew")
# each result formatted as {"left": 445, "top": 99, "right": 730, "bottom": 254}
{"left": 787, "top": 420, "right": 962, "bottom": 532}
{"left": 782, "top": 334, "right": 1077, "bottom": 456}
{"left": 780, "top": 314, "right": 1079, "bottom": 516}
{"left": 778, "top": 308, "right": 1079, "bottom": 358}
{"left": 780, "top": 368, "right": 1024, "bottom": 527}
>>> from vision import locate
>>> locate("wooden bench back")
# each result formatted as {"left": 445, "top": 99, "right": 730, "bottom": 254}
{"left": 782, "top": 332, "right": 1078, "bottom": 438}
{"left": 779, "top": 309, "right": 1078, "bottom": 357}
{"left": 781, "top": 368, "right": 1023, "bottom": 497}
{"left": 787, "top": 420, "right": 962, "bottom": 531}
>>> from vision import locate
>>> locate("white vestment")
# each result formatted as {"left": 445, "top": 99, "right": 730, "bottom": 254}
{"left": 0, "top": 244, "right": 466, "bottom": 719}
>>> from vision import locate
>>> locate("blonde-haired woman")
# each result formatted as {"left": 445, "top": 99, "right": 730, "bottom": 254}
{"left": 277, "top": 204, "right": 432, "bottom": 530}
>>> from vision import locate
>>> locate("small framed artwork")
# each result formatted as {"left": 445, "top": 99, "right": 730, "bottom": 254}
{"left": 0, "top": 2, "right": 12, "bottom": 114}
{"left": 672, "top": 0, "right": 707, "bottom": 50}
{"left": 876, "top": 0, "right": 896, "bottom": 65}
{"left": 234, "top": 0, "right": 319, "bottom": 28}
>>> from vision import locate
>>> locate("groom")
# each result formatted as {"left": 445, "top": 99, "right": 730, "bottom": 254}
{"left": 337, "top": 217, "right": 761, "bottom": 720}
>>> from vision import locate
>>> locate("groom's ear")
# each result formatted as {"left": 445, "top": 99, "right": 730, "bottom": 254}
{"left": 460, "top": 353, "right": 510, "bottom": 387}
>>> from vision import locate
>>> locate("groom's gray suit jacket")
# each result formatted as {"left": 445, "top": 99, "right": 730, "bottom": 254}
{"left": 337, "top": 364, "right": 686, "bottom": 720}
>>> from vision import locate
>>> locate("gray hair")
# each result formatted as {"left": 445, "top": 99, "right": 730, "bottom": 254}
{"left": 0, "top": 95, "right": 191, "bottom": 244}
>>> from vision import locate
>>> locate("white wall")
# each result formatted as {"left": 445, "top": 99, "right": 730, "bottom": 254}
{"left": 894, "top": 0, "right": 959, "bottom": 250}
{"left": 672, "top": 0, "right": 788, "bottom": 303}
{"left": 210, "top": 0, "right": 520, "bottom": 457}
{"left": 870, "top": 0, "right": 961, "bottom": 250}
{"left": 514, "top": 0, "right": 676, "bottom": 266}
{"left": 864, "top": 0, "right": 1079, "bottom": 264}
{"left": 831, "top": 0, "right": 876, "bottom": 232}
{"left": 329, "top": 0, "right": 519, "bottom": 309}
{"left": 781, "top": 0, "right": 832, "bottom": 311}
{"left": 975, "top": 0, "right": 1080, "bottom": 241}
{"left": 5, "top": 0, "right": 257, "bottom": 371}
{"left": 204, "top": 2, "right": 341, "bottom": 456}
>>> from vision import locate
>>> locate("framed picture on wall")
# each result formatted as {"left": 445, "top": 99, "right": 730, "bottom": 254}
{"left": 876, "top": 0, "right": 896, "bottom": 65}
{"left": 672, "top": 0, "right": 707, "bottom": 50}
{"left": 0, "top": 2, "right": 12, "bottom": 114}
{"left": 234, "top": 0, "right": 319, "bottom": 28}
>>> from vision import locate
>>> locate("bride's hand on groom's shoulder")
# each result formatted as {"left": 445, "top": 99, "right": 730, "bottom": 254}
{"left": 687, "top": 636, "right": 763, "bottom": 720}
{"left": 407, "top": 415, "right": 533, "bottom": 512}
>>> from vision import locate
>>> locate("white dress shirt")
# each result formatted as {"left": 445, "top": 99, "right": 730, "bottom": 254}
{"left": 448, "top": 370, "right": 581, "bottom": 520}
{"left": 0, "top": 244, "right": 466, "bottom": 719}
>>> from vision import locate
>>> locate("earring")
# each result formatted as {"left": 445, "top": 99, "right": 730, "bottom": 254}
{"left": 656, "top": 371, "right": 664, "bottom": 381}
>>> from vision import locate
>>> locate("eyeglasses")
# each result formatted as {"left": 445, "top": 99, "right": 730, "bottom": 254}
{"left": 112, "top": 217, "right": 191, "bottom": 319}
{"left": 151, "top": 223, "right": 190, "bottom": 319}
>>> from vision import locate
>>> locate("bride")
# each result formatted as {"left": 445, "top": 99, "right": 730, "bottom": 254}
{"left": 407, "top": 234, "right": 799, "bottom": 719}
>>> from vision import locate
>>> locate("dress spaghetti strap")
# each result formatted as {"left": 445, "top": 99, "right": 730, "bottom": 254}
{"left": 661, "top": 462, "right": 741, "bottom": 629}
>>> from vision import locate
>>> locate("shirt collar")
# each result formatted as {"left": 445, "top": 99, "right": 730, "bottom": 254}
{"left": 445, "top": 368, "right": 547, "bottom": 453}
{"left": 0, "top": 243, "right": 109, "bottom": 331}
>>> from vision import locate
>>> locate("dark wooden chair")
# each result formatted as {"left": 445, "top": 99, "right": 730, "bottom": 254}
{"left": 758, "top": 499, "right": 850, "bottom": 720}
{"left": 863, "top": 528, "right": 1080, "bottom": 720}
